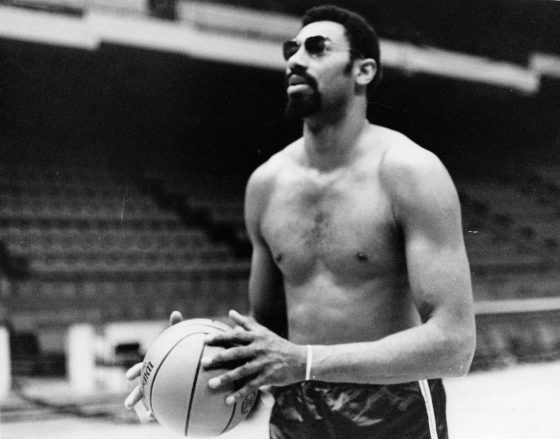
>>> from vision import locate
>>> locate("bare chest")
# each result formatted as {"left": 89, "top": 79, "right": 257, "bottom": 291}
{"left": 261, "top": 171, "right": 403, "bottom": 284}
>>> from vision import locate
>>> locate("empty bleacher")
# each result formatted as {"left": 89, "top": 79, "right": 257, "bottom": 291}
{"left": 0, "top": 162, "right": 250, "bottom": 334}
{"left": 461, "top": 180, "right": 560, "bottom": 248}
{"left": 144, "top": 170, "right": 250, "bottom": 250}
{"left": 4, "top": 225, "right": 232, "bottom": 271}
{"left": 457, "top": 168, "right": 560, "bottom": 369}
{"left": 459, "top": 176, "right": 560, "bottom": 293}
{"left": 3, "top": 158, "right": 560, "bottom": 373}
{"left": 472, "top": 300, "right": 560, "bottom": 370}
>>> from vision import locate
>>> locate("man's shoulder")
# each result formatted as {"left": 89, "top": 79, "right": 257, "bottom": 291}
{"left": 374, "top": 127, "right": 447, "bottom": 186}
{"left": 372, "top": 126, "right": 438, "bottom": 171}
{"left": 246, "top": 138, "right": 303, "bottom": 203}
{"left": 372, "top": 126, "right": 456, "bottom": 205}
{"left": 248, "top": 138, "right": 303, "bottom": 186}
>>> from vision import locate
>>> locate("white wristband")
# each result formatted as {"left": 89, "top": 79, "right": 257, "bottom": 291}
{"left": 305, "top": 345, "right": 313, "bottom": 381}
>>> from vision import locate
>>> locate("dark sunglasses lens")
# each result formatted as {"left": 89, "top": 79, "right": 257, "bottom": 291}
{"left": 283, "top": 41, "right": 299, "bottom": 60}
{"left": 283, "top": 37, "right": 328, "bottom": 60}
{"left": 305, "top": 36, "right": 327, "bottom": 56}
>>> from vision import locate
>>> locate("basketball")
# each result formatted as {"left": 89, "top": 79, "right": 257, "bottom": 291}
{"left": 140, "top": 318, "right": 258, "bottom": 437}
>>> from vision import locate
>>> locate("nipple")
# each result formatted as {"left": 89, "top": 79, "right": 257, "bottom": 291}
{"left": 356, "top": 252, "right": 369, "bottom": 262}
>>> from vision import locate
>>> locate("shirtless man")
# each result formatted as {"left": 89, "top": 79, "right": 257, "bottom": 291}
{"left": 126, "top": 5, "right": 475, "bottom": 438}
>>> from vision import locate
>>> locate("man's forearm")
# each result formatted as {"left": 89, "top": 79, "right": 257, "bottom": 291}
{"left": 308, "top": 321, "right": 475, "bottom": 384}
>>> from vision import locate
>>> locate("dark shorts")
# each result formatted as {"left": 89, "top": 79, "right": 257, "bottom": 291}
{"left": 269, "top": 380, "right": 448, "bottom": 439}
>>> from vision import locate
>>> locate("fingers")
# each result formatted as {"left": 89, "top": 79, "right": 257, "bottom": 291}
{"left": 134, "top": 402, "right": 156, "bottom": 423}
{"left": 124, "top": 363, "right": 144, "bottom": 410}
{"left": 124, "top": 311, "right": 184, "bottom": 412}
{"left": 126, "top": 362, "right": 143, "bottom": 380}
{"left": 228, "top": 309, "right": 257, "bottom": 331}
{"left": 225, "top": 378, "right": 264, "bottom": 406}
{"left": 205, "top": 310, "right": 262, "bottom": 346}
{"left": 205, "top": 324, "right": 255, "bottom": 347}
{"left": 201, "top": 344, "right": 254, "bottom": 369}
{"left": 207, "top": 359, "right": 262, "bottom": 390}
{"left": 169, "top": 310, "right": 183, "bottom": 326}
{"left": 124, "top": 384, "right": 143, "bottom": 409}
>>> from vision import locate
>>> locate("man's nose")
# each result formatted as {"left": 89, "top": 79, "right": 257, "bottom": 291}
{"left": 286, "top": 45, "right": 309, "bottom": 70}
{"left": 287, "top": 63, "right": 308, "bottom": 80}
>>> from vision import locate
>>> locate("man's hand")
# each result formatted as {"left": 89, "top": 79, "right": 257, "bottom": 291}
{"left": 124, "top": 311, "right": 184, "bottom": 410}
{"left": 202, "top": 309, "right": 306, "bottom": 406}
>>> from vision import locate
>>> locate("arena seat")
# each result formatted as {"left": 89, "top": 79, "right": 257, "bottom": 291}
{"left": 0, "top": 163, "right": 251, "bottom": 331}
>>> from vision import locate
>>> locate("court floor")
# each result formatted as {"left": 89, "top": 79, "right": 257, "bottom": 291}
{"left": 2, "top": 361, "right": 559, "bottom": 439}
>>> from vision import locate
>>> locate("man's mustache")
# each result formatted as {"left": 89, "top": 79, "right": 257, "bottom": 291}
{"left": 284, "top": 72, "right": 318, "bottom": 90}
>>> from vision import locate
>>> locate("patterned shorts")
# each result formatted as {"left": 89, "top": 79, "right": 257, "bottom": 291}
{"left": 269, "top": 379, "right": 448, "bottom": 439}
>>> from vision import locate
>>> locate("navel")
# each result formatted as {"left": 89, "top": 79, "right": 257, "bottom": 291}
{"left": 275, "top": 253, "right": 283, "bottom": 264}
{"left": 356, "top": 252, "right": 369, "bottom": 262}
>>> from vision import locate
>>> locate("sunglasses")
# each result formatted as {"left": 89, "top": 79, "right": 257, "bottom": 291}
{"left": 282, "top": 35, "right": 361, "bottom": 61}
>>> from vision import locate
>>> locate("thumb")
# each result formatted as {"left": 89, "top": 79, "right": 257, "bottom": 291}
{"left": 169, "top": 311, "right": 183, "bottom": 326}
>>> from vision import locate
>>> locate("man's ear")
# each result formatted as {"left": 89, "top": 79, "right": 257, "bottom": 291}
{"left": 355, "top": 58, "right": 377, "bottom": 86}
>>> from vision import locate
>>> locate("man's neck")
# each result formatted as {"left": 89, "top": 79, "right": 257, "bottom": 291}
{"left": 302, "top": 102, "right": 368, "bottom": 171}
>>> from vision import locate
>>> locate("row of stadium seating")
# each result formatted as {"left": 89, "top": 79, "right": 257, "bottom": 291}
{"left": 146, "top": 171, "right": 250, "bottom": 244}
{"left": 9, "top": 273, "right": 250, "bottom": 326}
{"left": 0, "top": 194, "right": 174, "bottom": 220}
{"left": 473, "top": 270, "right": 560, "bottom": 300}
{"left": 460, "top": 165, "right": 560, "bottom": 254}
{"left": 472, "top": 314, "right": 560, "bottom": 370}
{"left": 463, "top": 230, "right": 547, "bottom": 268}
{"left": 2, "top": 226, "right": 214, "bottom": 252}
{"left": 0, "top": 180, "right": 132, "bottom": 197}
{"left": 460, "top": 182, "right": 559, "bottom": 270}
{"left": 28, "top": 256, "right": 246, "bottom": 274}
{"left": 0, "top": 164, "right": 248, "bottom": 284}
{"left": 0, "top": 162, "right": 129, "bottom": 181}
{"left": 459, "top": 175, "right": 560, "bottom": 304}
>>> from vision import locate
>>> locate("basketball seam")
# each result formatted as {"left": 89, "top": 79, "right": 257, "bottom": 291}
{"left": 184, "top": 326, "right": 227, "bottom": 436}
{"left": 221, "top": 400, "right": 238, "bottom": 435}
{"left": 148, "top": 332, "right": 207, "bottom": 422}
{"left": 185, "top": 340, "right": 206, "bottom": 436}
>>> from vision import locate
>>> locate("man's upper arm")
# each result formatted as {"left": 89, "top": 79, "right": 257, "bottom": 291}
{"left": 386, "top": 146, "right": 475, "bottom": 349}
{"left": 244, "top": 165, "right": 287, "bottom": 337}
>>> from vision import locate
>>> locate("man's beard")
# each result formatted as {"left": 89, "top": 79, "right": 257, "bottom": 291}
{"left": 283, "top": 73, "right": 321, "bottom": 120}
{"left": 284, "top": 90, "right": 321, "bottom": 120}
